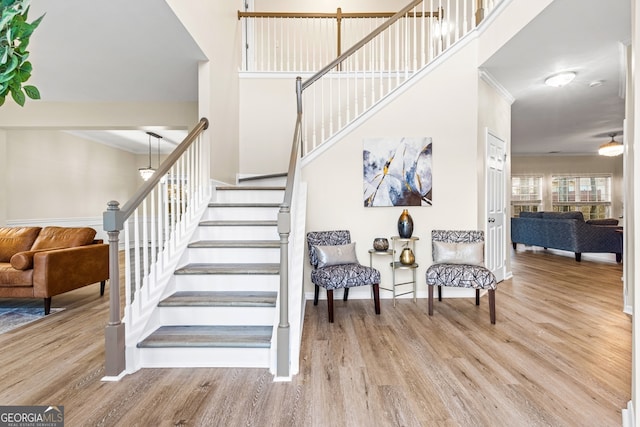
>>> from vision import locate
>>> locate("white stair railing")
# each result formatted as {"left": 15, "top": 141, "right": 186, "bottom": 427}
{"left": 102, "top": 118, "right": 210, "bottom": 379}
{"left": 240, "top": 0, "right": 504, "bottom": 153}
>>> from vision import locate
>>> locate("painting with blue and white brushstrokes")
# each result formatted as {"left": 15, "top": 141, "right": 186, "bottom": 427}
{"left": 363, "top": 137, "right": 432, "bottom": 207}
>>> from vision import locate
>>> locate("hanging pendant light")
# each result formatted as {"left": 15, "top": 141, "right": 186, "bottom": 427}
{"left": 598, "top": 133, "right": 623, "bottom": 157}
{"left": 138, "top": 132, "right": 156, "bottom": 180}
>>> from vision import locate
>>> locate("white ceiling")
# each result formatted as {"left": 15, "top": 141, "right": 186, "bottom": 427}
{"left": 22, "top": 0, "right": 632, "bottom": 156}
{"left": 27, "top": 0, "right": 207, "bottom": 154}
{"left": 481, "top": 0, "right": 630, "bottom": 155}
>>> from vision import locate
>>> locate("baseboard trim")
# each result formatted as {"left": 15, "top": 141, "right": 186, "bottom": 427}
{"left": 622, "top": 400, "right": 634, "bottom": 427}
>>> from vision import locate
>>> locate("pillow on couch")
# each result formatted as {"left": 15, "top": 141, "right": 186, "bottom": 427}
{"left": 519, "top": 211, "right": 543, "bottom": 218}
{"left": 0, "top": 227, "right": 42, "bottom": 262}
{"left": 31, "top": 226, "right": 96, "bottom": 250}
{"left": 541, "top": 211, "right": 585, "bottom": 221}
{"left": 10, "top": 247, "right": 64, "bottom": 270}
{"left": 586, "top": 218, "right": 619, "bottom": 226}
{"left": 314, "top": 242, "right": 359, "bottom": 268}
{"left": 433, "top": 241, "right": 484, "bottom": 266}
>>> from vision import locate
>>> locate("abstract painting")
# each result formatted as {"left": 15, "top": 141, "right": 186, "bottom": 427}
{"left": 363, "top": 137, "right": 432, "bottom": 207}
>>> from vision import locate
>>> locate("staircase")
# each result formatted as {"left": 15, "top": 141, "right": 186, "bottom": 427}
{"left": 136, "top": 181, "right": 285, "bottom": 368}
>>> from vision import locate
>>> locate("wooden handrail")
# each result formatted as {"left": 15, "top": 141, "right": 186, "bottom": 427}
{"left": 237, "top": 10, "right": 441, "bottom": 20}
{"left": 238, "top": 6, "right": 442, "bottom": 61}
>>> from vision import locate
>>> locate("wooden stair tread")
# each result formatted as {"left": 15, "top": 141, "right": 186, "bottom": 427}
{"left": 159, "top": 291, "right": 277, "bottom": 307}
{"left": 215, "top": 186, "right": 285, "bottom": 191}
{"left": 188, "top": 240, "right": 279, "bottom": 249}
{"left": 137, "top": 325, "right": 272, "bottom": 348}
{"left": 208, "top": 202, "right": 281, "bottom": 208}
{"left": 199, "top": 220, "right": 277, "bottom": 227}
{"left": 175, "top": 263, "right": 279, "bottom": 275}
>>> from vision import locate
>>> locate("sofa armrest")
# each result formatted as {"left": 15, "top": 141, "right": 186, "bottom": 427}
{"left": 10, "top": 247, "right": 65, "bottom": 270}
{"left": 32, "top": 244, "right": 109, "bottom": 298}
{"left": 574, "top": 222, "right": 623, "bottom": 253}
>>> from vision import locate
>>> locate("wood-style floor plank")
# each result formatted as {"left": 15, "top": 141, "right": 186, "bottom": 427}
{"left": 0, "top": 249, "right": 630, "bottom": 426}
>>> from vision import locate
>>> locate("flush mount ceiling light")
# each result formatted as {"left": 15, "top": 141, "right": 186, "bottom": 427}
{"left": 544, "top": 71, "right": 576, "bottom": 88}
{"left": 598, "top": 133, "right": 624, "bottom": 157}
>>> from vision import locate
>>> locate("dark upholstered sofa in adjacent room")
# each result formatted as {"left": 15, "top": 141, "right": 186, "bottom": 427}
{"left": 0, "top": 226, "right": 109, "bottom": 314}
{"left": 511, "top": 211, "right": 622, "bottom": 262}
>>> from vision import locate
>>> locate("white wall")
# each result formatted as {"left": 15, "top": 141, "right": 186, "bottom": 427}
{"left": 166, "top": 0, "right": 241, "bottom": 185}
{"left": 301, "top": 39, "right": 481, "bottom": 298}
{"left": 0, "top": 101, "right": 198, "bottom": 229}
{"left": 478, "top": 76, "right": 512, "bottom": 274}
{"left": 5, "top": 130, "right": 140, "bottom": 222}
{"left": 0, "top": 130, "right": 6, "bottom": 226}
{"left": 239, "top": 76, "right": 297, "bottom": 174}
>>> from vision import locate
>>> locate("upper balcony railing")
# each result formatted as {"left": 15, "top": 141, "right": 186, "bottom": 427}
{"left": 238, "top": 0, "right": 500, "bottom": 73}
{"left": 239, "top": 0, "right": 503, "bottom": 153}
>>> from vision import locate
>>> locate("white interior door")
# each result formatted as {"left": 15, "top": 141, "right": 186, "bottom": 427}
{"left": 486, "top": 130, "right": 506, "bottom": 282}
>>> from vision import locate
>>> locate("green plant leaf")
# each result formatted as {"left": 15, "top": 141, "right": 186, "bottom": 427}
{"left": 23, "top": 84, "right": 37, "bottom": 99}
{"left": 0, "top": 71, "right": 14, "bottom": 83}
{"left": 0, "top": 95, "right": 5, "bottom": 107}
{"left": 10, "top": 86, "right": 24, "bottom": 106}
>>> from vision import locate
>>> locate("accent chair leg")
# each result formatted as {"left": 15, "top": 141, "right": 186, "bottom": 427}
{"left": 428, "top": 286, "right": 434, "bottom": 316}
{"left": 327, "top": 290, "right": 334, "bottom": 323}
{"left": 476, "top": 289, "right": 480, "bottom": 306}
{"left": 512, "top": 242, "right": 517, "bottom": 250}
{"left": 44, "top": 297, "right": 51, "bottom": 315}
{"left": 314, "top": 285, "right": 320, "bottom": 306}
{"left": 438, "top": 286, "right": 442, "bottom": 301}
{"left": 100, "top": 280, "right": 106, "bottom": 296}
{"left": 616, "top": 253, "right": 622, "bottom": 263}
{"left": 343, "top": 287, "right": 349, "bottom": 301}
{"left": 488, "top": 289, "right": 496, "bottom": 324}
{"left": 372, "top": 284, "right": 381, "bottom": 315}
{"left": 575, "top": 253, "right": 582, "bottom": 262}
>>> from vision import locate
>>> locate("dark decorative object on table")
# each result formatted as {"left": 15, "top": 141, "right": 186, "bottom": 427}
{"left": 373, "top": 237, "right": 389, "bottom": 251}
{"left": 397, "top": 209, "right": 414, "bottom": 238}
{"left": 400, "top": 247, "right": 415, "bottom": 265}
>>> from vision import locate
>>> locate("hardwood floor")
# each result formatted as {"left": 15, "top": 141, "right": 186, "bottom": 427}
{"left": 0, "top": 249, "right": 630, "bottom": 426}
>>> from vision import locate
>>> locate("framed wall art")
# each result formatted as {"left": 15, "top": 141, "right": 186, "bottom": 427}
{"left": 363, "top": 137, "right": 432, "bottom": 207}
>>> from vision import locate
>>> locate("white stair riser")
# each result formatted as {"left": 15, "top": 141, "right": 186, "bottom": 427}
{"left": 215, "top": 190, "right": 284, "bottom": 204}
{"left": 238, "top": 177, "right": 286, "bottom": 186}
{"left": 139, "top": 347, "right": 270, "bottom": 368}
{"left": 203, "top": 207, "right": 279, "bottom": 221}
{"left": 158, "top": 306, "right": 275, "bottom": 326}
{"left": 182, "top": 247, "right": 279, "bottom": 264}
{"left": 196, "top": 226, "right": 279, "bottom": 240}
{"left": 174, "top": 274, "right": 279, "bottom": 292}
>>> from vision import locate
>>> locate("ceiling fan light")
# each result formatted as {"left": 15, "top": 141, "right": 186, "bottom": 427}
{"left": 598, "top": 136, "right": 624, "bottom": 156}
{"left": 544, "top": 71, "right": 576, "bottom": 88}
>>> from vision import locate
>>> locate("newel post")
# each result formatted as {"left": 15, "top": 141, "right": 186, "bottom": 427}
{"left": 102, "top": 200, "right": 126, "bottom": 378}
{"left": 276, "top": 206, "right": 291, "bottom": 378}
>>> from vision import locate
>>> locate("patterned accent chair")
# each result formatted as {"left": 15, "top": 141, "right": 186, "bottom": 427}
{"left": 307, "top": 230, "right": 381, "bottom": 323}
{"left": 426, "top": 230, "right": 498, "bottom": 324}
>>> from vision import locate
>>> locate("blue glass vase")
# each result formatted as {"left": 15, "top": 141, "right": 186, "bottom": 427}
{"left": 397, "top": 209, "right": 413, "bottom": 238}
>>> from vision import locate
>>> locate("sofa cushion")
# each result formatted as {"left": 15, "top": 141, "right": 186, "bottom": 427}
{"left": 541, "top": 211, "right": 585, "bottom": 221}
{"left": 10, "top": 248, "right": 65, "bottom": 271}
{"left": 31, "top": 227, "right": 96, "bottom": 250}
{"left": 519, "top": 211, "right": 543, "bottom": 218}
{"left": 0, "top": 227, "right": 42, "bottom": 262}
{"left": 0, "top": 262, "right": 34, "bottom": 286}
{"left": 586, "top": 218, "right": 619, "bottom": 226}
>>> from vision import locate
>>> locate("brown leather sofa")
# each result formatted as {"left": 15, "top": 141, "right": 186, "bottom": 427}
{"left": 0, "top": 226, "right": 109, "bottom": 314}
